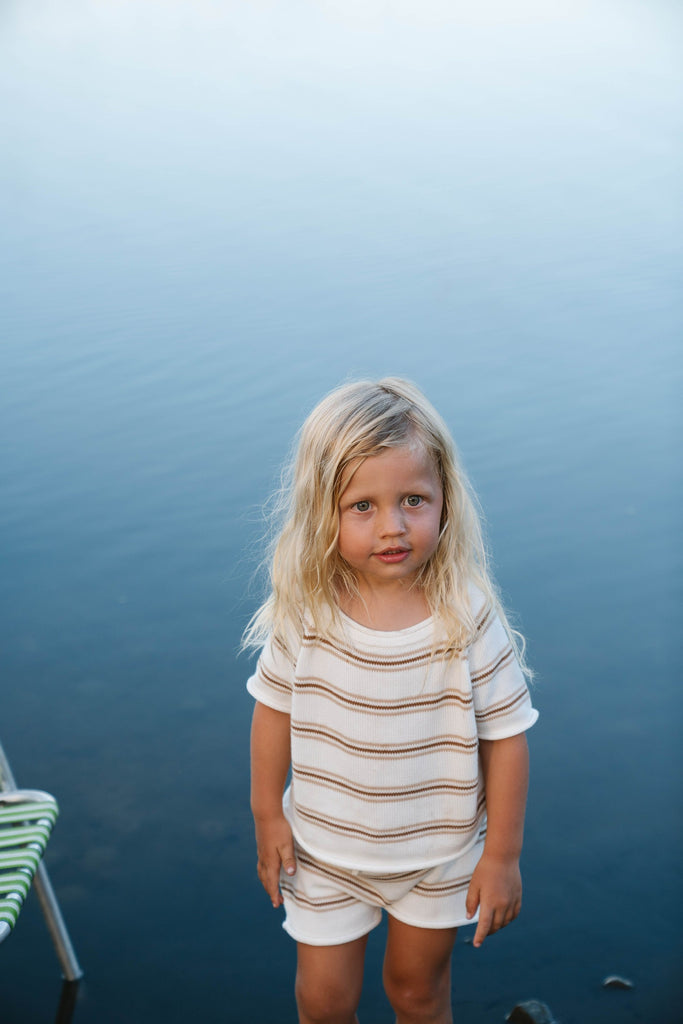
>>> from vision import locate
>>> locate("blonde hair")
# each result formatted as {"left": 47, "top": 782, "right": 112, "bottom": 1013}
{"left": 242, "top": 377, "right": 530, "bottom": 675}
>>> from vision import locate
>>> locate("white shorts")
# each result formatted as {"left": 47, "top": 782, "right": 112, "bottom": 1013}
{"left": 280, "top": 834, "right": 485, "bottom": 946}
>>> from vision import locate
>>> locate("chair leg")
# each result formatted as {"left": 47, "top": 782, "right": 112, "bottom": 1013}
{"left": 33, "top": 865, "right": 83, "bottom": 981}
{"left": 0, "top": 741, "right": 83, "bottom": 980}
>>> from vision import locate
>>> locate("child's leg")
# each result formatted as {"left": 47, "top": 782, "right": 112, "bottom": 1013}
{"left": 295, "top": 935, "right": 368, "bottom": 1024}
{"left": 382, "top": 918, "right": 458, "bottom": 1024}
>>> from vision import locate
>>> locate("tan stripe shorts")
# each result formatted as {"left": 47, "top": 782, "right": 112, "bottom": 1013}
{"left": 280, "top": 835, "right": 485, "bottom": 946}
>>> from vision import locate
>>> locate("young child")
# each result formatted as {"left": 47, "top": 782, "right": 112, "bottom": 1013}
{"left": 244, "top": 378, "right": 538, "bottom": 1024}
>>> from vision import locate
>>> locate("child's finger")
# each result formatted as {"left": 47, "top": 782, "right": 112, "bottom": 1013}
{"left": 473, "top": 907, "right": 494, "bottom": 948}
{"left": 504, "top": 899, "right": 521, "bottom": 930}
{"left": 266, "top": 864, "right": 283, "bottom": 908}
{"left": 257, "top": 857, "right": 282, "bottom": 907}
{"left": 278, "top": 840, "right": 297, "bottom": 877}
{"left": 465, "top": 879, "right": 479, "bottom": 920}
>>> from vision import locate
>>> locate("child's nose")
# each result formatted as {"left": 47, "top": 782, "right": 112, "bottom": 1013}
{"left": 378, "top": 507, "right": 406, "bottom": 536}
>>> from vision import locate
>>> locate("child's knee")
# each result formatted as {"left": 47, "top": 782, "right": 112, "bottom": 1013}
{"left": 384, "top": 985, "right": 445, "bottom": 1021}
{"left": 295, "top": 972, "right": 358, "bottom": 1024}
{"left": 383, "top": 963, "right": 450, "bottom": 1021}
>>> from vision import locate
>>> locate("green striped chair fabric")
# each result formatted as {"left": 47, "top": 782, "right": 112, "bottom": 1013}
{"left": 0, "top": 791, "right": 59, "bottom": 943}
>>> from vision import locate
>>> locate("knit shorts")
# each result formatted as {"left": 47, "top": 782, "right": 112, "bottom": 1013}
{"left": 280, "top": 836, "right": 485, "bottom": 946}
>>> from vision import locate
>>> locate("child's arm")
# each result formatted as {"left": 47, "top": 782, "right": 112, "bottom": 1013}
{"left": 466, "top": 732, "right": 530, "bottom": 948}
{"left": 250, "top": 701, "right": 297, "bottom": 908}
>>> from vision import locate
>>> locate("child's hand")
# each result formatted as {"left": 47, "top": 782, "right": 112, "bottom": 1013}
{"left": 254, "top": 814, "right": 297, "bottom": 909}
{"left": 465, "top": 852, "right": 522, "bottom": 948}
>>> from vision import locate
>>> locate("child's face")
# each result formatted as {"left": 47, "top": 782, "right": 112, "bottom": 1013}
{"left": 337, "top": 442, "right": 443, "bottom": 593}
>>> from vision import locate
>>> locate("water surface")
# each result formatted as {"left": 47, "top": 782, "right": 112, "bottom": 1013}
{"left": 1, "top": 2, "right": 681, "bottom": 1021}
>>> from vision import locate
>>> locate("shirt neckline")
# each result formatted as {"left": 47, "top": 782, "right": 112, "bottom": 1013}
{"left": 338, "top": 607, "right": 434, "bottom": 643}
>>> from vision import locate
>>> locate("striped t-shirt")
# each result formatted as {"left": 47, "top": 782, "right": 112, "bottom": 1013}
{"left": 247, "top": 596, "right": 538, "bottom": 872}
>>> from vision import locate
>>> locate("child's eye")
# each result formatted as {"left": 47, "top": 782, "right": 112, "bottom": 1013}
{"left": 353, "top": 500, "right": 371, "bottom": 512}
{"left": 404, "top": 495, "right": 423, "bottom": 507}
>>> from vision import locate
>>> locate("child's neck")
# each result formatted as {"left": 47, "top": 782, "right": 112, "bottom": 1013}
{"left": 338, "top": 583, "right": 431, "bottom": 632}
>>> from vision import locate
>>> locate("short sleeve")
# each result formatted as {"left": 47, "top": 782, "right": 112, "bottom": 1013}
{"left": 246, "top": 631, "right": 297, "bottom": 713}
{"left": 468, "top": 604, "right": 538, "bottom": 740}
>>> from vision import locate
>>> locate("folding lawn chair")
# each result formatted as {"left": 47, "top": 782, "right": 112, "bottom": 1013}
{"left": 0, "top": 741, "right": 83, "bottom": 982}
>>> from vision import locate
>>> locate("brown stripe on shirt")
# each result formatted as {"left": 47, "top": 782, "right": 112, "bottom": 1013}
{"left": 302, "top": 632, "right": 458, "bottom": 671}
{"left": 293, "top": 675, "right": 472, "bottom": 714}
{"left": 292, "top": 764, "right": 479, "bottom": 801}
{"left": 291, "top": 722, "right": 478, "bottom": 758}
{"left": 470, "top": 644, "right": 515, "bottom": 687}
{"left": 256, "top": 664, "right": 292, "bottom": 695}
{"left": 295, "top": 804, "right": 485, "bottom": 843}
{"left": 474, "top": 686, "right": 529, "bottom": 721}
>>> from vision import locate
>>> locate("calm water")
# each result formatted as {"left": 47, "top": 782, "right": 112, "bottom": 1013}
{"left": 1, "top": 2, "right": 681, "bottom": 1022}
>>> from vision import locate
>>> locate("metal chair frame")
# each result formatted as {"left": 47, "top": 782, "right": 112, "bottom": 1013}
{"left": 0, "top": 741, "right": 83, "bottom": 981}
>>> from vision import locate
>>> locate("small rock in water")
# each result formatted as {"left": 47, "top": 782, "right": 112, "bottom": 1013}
{"left": 506, "top": 999, "right": 557, "bottom": 1024}
{"left": 602, "top": 974, "right": 634, "bottom": 990}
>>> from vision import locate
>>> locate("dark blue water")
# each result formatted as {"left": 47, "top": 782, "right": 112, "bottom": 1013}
{"left": 1, "top": 2, "right": 681, "bottom": 1021}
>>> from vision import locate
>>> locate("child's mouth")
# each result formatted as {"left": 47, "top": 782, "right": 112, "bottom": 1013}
{"left": 375, "top": 548, "right": 410, "bottom": 563}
